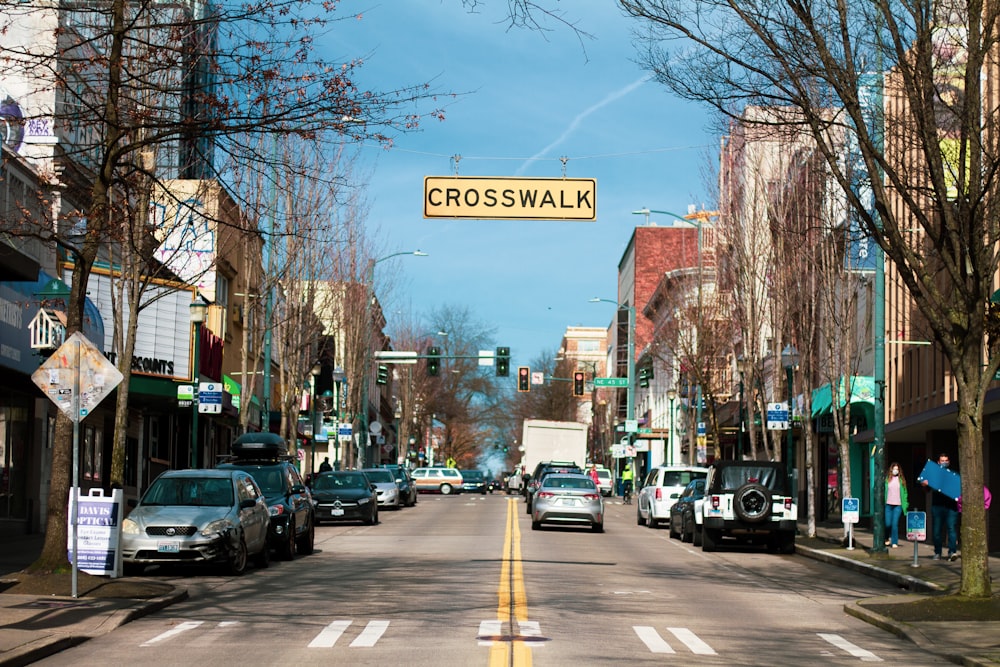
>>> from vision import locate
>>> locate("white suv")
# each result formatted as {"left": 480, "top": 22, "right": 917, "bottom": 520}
{"left": 697, "top": 460, "right": 797, "bottom": 553}
{"left": 636, "top": 466, "right": 708, "bottom": 528}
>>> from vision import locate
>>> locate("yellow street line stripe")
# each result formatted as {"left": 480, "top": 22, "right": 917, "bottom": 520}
{"left": 489, "top": 498, "right": 531, "bottom": 667}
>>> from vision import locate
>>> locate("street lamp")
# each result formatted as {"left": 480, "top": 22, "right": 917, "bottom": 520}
{"left": 589, "top": 298, "right": 635, "bottom": 424}
{"left": 189, "top": 295, "right": 208, "bottom": 469}
{"left": 359, "top": 250, "right": 428, "bottom": 468}
{"left": 781, "top": 344, "right": 800, "bottom": 487}
{"left": 667, "top": 388, "right": 678, "bottom": 465}
{"left": 332, "top": 367, "right": 346, "bottom": 470}
{"left": 310, "top": 362, "right": 321, "bottom": 478}
{"left": 736, "top": 355, "right": 750, "bottom": 458}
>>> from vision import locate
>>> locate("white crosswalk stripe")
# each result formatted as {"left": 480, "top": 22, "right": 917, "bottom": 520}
{"left": 141, "top": 621, "right": 204, "bottom": 647}
{"left": 818, "top": 633, "right": 883, "bottom": 662}
{"left": 307, "top": 620, "right": 391, "bottom": 648}
{"left": 634, "top": 626, "right": 676, "bottom": 653}
{"left": 478, "top": 620, "right": 502, "bottom": 646}
{"left": 633, "top": 626, "right": 716, "bottom": 655}
{"left": 667, "top": 627, "right": 716, "bottom": 655}
{"left": 350, "top": 620, "right": 389, "bottom": 647}
{"left": 308, "top": 620, "right": 352, "bottom": 648}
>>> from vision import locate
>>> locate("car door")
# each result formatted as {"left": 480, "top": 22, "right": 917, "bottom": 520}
{"left": 287, "top": 466, "right": 312, "bottom": 534}
{"left": 237, "top": 474, "right": 269, "bottom": 551}
{"left": 639, "top": 470, "right": 657, "bottom": 514}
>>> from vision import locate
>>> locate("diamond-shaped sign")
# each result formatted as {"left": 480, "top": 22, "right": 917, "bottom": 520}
{"left": 32, "top": 332, "right": 124, "bottom": 423}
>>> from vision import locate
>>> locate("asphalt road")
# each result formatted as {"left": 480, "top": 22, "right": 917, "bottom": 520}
{"left": 33, "top": 493, "right": 953, "bottom": 666}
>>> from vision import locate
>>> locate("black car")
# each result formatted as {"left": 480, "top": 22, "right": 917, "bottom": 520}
{"left": 383, "top": 465, "right": 418, "bottom": 507}
{"left": 459, "top": 469, "right": 488, "bottom": 494}
{"left": 669, "top": 478, "right": 706, "bottom": 542}
{"left": 310, "top": 471, "right": 379, "bottom": 525}
{"left": 217, "top": 433, "right": 315, "bottom": 560}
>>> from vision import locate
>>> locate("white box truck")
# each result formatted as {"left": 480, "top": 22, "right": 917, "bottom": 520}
{"left": 520, "top": 419, "right": 588, "bottom": 477}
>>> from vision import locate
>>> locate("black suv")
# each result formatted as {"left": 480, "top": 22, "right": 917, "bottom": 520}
{"left": 524, "top": 461, "right": 582, "bottom": 513}
{"left": 699, "top": 460, "right": 797, "bottom": 553}
{"left": 218, "top": 433, "right": 315, "bottom": 560}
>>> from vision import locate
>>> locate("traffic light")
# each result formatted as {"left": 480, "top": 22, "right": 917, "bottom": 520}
{"left": 376, "top": 364, "right": 389, "bottom": 385}
{"left": 517, "top": 366, "right": 530, "bottom": 392}
{"left": 573, "top": 371, "right": 585, "bottom": 396}
{"left": 427, "top": 347, "right": 441, "bottom": 377}
{"left": 638, "top": 365, "right": 653, "bottom": 388}
{"left": 496, "top": 346, "right": 510, "bottom": 377}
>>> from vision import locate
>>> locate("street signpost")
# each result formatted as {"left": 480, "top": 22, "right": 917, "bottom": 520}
{"left": 423, "top": 176, "right": 597, "bottom": 221}
{"left": 198, "top": 382, "right": 223, "bottom": 414}
{"left": 906, "top": 511, "right": 927, "bottom": 568}
{"left": 594, "top": 377, "right": 629, "bottom": 388}
{"left": 842, "top": 497, "right": 860, "bottom": 550}
{"left": 767, "top": 402, "right": 790, "bottom": 430}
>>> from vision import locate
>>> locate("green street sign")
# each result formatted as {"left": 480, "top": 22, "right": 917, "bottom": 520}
{"left": 594, "top": 377, "right": 629, "bottom": 388}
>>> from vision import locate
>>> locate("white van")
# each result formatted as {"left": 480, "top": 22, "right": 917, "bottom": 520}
{"left": 636, "top": 466, "right": 709, "bottom": 528}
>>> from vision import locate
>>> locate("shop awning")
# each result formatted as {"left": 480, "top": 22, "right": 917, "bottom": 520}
{"left": 811, "top": 376, "right": 876, "bottom": 419}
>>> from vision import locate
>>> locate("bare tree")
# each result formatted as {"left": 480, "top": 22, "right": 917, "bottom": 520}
{"left": 621, "top": 0, "right": 997, "bottom": 597}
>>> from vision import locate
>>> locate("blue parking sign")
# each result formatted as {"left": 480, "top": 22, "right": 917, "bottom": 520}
{"left": 906, "top": 511, "right": 927, "bottom": 542}
{"left": 842, "top": 497, "right": 860, "bottom": 524}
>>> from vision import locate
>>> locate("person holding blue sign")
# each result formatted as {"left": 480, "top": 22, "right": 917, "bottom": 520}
{"left": 883, "top": 462, "right": 909, "bottom": 548}
{"left": 920, "top": 453, "right": 960, "bottom": 561}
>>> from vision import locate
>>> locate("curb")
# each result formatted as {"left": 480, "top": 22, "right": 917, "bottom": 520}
{"left": 0, "top": 587, "right": 188, "bottom": 667}
{"left": 795, "top": 544, "right": 945, "bottom": 593}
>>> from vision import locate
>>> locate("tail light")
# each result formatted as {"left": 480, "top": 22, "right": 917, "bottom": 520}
{"left": 784, "top": 498, "right": 793, "bottom": 510}
{"left": 711, "top": 495, "right": 720, "bottom": 509}
{"left": 537, "top": 491, "right": 555, "bottom": 499}
{"left": 583, "top": 494, "right": 600, "bottom": 501}
{"left": 655, "top": 488, "right": 662, "bottom": 500}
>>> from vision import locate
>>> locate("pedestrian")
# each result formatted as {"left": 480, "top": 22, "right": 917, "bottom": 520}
{"left": 883, "top": 462, "right": 908, "bottom": 548}
{"left": 588, "top": 464, "right": 600, "bottom": 485}
{"left": 921, "top": 453, "right": 960, "bottom": 561}
{"left": 319, "top": 456, "right": 333, "bottom": 473}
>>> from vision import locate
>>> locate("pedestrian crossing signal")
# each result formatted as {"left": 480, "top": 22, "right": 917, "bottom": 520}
{"left": 517, "top": 366, "right": 530, "bottom": 392}
{"left": 573, "top": 371, "right": 585, "bottom": 396}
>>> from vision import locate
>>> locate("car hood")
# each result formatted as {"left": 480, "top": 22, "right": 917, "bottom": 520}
{"left": 371, "top": 482, "right": 397, "bottom": 492}
{"left": 311, "top": 488, "right": 371, "bottom": 502}
{"left": 129, "top": 504, "right": 236, "bottom": 527}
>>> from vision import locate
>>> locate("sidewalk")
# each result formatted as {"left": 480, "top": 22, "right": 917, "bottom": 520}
{"left": 1, "top": 526, "right": 999, "bottom": 666}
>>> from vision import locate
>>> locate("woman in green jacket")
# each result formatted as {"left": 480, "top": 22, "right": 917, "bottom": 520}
{"left": 884, "top": 462, "right": 909, "bottom": 547}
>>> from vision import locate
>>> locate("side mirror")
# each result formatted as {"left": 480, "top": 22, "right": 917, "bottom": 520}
{"left": 370, "top": 484, "right": 378, "bottom": 492}
{"left": 239, "top": 498, "right": 257, "bottom": 509}
{"left": 290, "top": 484, "right": 306, "bottom": 495}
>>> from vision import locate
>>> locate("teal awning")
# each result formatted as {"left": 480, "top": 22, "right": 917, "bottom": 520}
{"left": 811, "top": 376, "right": 876, "bottom": 418}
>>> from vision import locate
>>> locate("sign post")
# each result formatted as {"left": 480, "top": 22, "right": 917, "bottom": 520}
{"left": 842, "top": 497, "right": 860, "bottom": 550}
{"left": 906, "top": 511, "right": 926, "bottom": 568}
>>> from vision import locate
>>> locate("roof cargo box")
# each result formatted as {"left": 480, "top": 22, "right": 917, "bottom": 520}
{"left": 232, "top": 432, "right": 288, "bottom": 459}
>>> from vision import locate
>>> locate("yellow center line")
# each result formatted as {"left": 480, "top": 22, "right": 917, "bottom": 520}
{"left": 489, "top": 498, "right": 531, "bottom": 667}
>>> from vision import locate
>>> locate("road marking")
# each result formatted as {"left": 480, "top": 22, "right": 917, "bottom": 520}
{"left": 488, "top": 497, "right": 533, "bottom": 667}
{"left": 308, "top": 620, "right": 352, "bottom": 648}
{"left": 141, "top": 620, "right": 203, "bottom": 646}
{"left": 479, "top": 620, "right": 502, "bottom": 645}
{"left": 667, "top": 627, "right": 716, "bottom": 655}
{"left": 633, "top": 626, "right": 676, "bottom": 653}
{"left": 350, "top": 620, "right": 389, "bottom": 647}
{"left": 818, "top": 633, "right": 882, "bottom": 662}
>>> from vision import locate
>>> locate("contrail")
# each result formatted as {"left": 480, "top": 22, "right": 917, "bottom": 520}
{"left": 516, "top": 76, "right": 650, "bottom": 175}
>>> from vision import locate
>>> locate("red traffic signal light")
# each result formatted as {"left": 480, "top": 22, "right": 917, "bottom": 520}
{"left": 517, "top": 366, "right": 530, "bottom": 392}
{"left": 573, "top": 371, "right": 585, "bottom": 396}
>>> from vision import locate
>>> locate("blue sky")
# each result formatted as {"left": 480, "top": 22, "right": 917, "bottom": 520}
{"left": 331, "top": 2, "right": 717, "bottom": 366}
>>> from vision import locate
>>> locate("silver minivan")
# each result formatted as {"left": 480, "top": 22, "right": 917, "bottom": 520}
{"left": 636, "top": 466, "right": 709, "bottom": 528}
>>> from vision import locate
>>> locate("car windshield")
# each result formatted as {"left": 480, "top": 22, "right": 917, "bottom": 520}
{"left": 363, "top": 469, "right": 394, "bottom": 483}
{"left": 462, "top": 471, "right": 484, "bottom": 481}
{"left": 596, "top": 470, "right": 612, "bottom": 480}
{"left": 662, "top": 470, "right": 707, "bottom": 486}
{"left": 543, "top": 476, "right": 597, "bottom": 490}
{"left": 143, "top": 477, "right": 233, "bottom": 506}
{"left": 313, "top": 473, "right": 369, "bottom": 490}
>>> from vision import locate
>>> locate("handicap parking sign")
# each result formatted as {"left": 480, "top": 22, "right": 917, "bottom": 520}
{"left": 842, "top": 497, "right": 860, "bottom": 524}
{"left": 906, "top": 511, "right": 927, "bottom": 542}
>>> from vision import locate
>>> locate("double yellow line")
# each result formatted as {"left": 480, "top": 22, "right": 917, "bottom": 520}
{"left": 489, "top": 498, "right": 531, "bottom": 666}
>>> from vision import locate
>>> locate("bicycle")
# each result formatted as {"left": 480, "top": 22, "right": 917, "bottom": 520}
{"left": 622, "top": 481, "right": 633, "bottom": 505}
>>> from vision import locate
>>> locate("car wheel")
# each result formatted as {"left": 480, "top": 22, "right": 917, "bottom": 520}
{"left": 279, "top": 520, "right": 296, "bottom": 561}
{"left": 647, "top": 514, "right": 658, "bottom": 528}
{"left": 440, "top": 483, "right": 454, "bottom": 495}
{"left": 228, "top": 537, "right": 249, "bottom": 576}
{"left": 253, "top": 540, "right": 271, "bottom": 569}
{"left": 636, "top": 506, "right": 644, "bottom": 526}
{"left": 668, "top": 516, "right": 679, "bottom": 539}
{"left": 296, "top": 518, "right": 315, "bottom": 555}
{"left": 531, "top": 520, "right": 541, "bottom": 530}
{"left": 733, "top": 483, "right": 772, "bottom": 523}
{"left": 692, "top": 523, "right": 702, "bottom": 547}
{"left": 702, "top": 528, "right": 719, "bottom": 552}
{"left": 592, "top": 522, "right": 604, "bottom": 533}
{"left": 525, "top": 499, "right": 532, "bottom": 515}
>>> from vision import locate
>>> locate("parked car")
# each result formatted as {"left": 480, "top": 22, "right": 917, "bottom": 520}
{"left": 459, "top": 469, "right": 488, "bottom": 494}
{"left": 530, "top": 473, "right": 604, "bottom": 532}
{"left": 525, "top": 461, "right": 583, "bottom": 514}
{"left": 505, "top": 468, "right": 523, "bottom": 495}
{"left": 636, "top": 465, "right": 709, "bottom": 528}
{"left": 121, "top": 469, "right": 271, "bottom": 576}
{"left": 310, "top": 471, "right": 379, "bottom": 525}
{"left": 362, "top": 468, "right": 402, "bottom": 509}
{"left": 217, "top": 432, "right": 315, "bottom": 560}
{"left": 411, "top": 467, "right": 464, "bottom": 495}
{"left": 383, "top": 465, "right": 418, "bottom": 506}
{"left": 669, "top": 479, "right": 707, "bottom": 542}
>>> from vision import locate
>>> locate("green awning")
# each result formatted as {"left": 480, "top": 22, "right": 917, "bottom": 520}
{"left": 811, "top": 376, "right": 876, "bottom": 418}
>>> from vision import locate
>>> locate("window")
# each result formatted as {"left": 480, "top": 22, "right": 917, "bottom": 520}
{"left": 577, "top": 340, "right": 600, "bottom": 352}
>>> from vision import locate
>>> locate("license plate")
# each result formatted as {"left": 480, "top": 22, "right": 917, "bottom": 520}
{"left": 157, "top": 541, "right": 180, "bottom": 553}
{"left": 331, "top": 508, "right": 344, "bottom": 516}
{"left": 559, "top": 498, "right": 578, "bottom": 506}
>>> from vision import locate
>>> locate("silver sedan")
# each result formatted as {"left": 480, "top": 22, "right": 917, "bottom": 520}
{"left": 530, "top": 474, "right": 604, "bottom": 532}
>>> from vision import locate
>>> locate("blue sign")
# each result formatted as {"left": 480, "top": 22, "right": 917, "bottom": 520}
{"left": 906, "top": 511, "right": 927, "bottom": 542}
{"left": 842, "top": 497, "right": 860, "bottom": 524}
